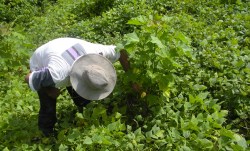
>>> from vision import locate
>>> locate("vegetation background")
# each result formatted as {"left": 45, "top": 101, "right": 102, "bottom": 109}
{"left": 0, "top": 0, "right": 249, "bottom": 150}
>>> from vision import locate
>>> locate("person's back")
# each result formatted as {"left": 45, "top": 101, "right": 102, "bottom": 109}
{"left": 24, "top": 37, "right": 133, "bottom": 137}
{"left": 29, "top": 37, "right": 119, "bottom": 89}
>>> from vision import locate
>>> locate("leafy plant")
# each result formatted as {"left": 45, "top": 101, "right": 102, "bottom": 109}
{"left": 0, "top": 0, "right": 249, "bottom": 150}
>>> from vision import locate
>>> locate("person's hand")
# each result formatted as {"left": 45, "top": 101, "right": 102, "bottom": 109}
{"left": 132, "top": 83, "right": 141, "bottom": 93}
{"left": 25, "top": 72, "right": 31, "bottom": 84}
{"left": 131, "top": 83, "right": 147, "bottom": 98}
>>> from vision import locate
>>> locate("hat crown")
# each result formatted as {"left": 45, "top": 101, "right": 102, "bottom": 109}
{"left": 84, "top": 65, "right": 108, "bottom": 90}
{"left": 70, "top": 54, "right": 116, "bottom": 100}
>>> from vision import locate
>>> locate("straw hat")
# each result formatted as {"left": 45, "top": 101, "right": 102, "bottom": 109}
{"left": 70, "top": 54, "right": 117, "bottom": 100}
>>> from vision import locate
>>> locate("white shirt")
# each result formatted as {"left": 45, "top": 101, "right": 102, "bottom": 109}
{"left": 29, "top": 37, "right": 120, "bottom": 91}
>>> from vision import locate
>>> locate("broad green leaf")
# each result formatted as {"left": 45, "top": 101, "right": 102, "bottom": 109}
{"left": 134, "top": 128, "right": 142, "bottom": 135}
{"left": 107, "top": 120, "right": 125, "bottom": 131}
{"left": 3, "top": 147, "right": 9, "bottom": 151}
{"left": 198, "top": 92, "right": 209, "bottom": 100}
{"left": 189, "top": 94, "right": 196, "bottom": 104}
{"left": 220, "top": 128, "right": 235, "bottom": 139}
{"left": 92, "top": 134, "right": 103, "bottom": 144}
{"left": 127, "top": 19, "right": 143, "bottom": 25}
{"left": 83, "top": 136, "right": 93, "bottom": 145}
{"left": 157, "top": 74, "right": 174, "bottom": 91}
{"left": 163, "top": 88, "right": 171, "bottom": 98}
{"left": 127, "top": 16, "right": 147, "bottom": 25}
{"left": 151, "top": 35, "right": 164, "bottom": 48}
{"left": 183, "top": 131, "right": 190, "bottom": 138}
{"left": 127, "top": 142, "right": 134, "bottom": 150}
{"left": 59, "top": 144, "right": 68, "bottom": 151}
{"left": 193, "top": 84, "right": 207, "bottom": 91}
{"left": 152, "top": 126, "right": 164, "bottom": 138}
{"left": 92, "top": 105, "right": 106, "bottom": 119}
{"left": 200, "top": 39, "right": 208, "bottom": 46}
{"left": 175, "top": 31, "right": 191, "bottom": 44}
{"left": 168, "top": 128, "right": 181, "bottom": 140}
{"left": 108, "top": 121, "right": 118, "bottom": 131}
{"left": 198, "top": 139, "right": 213, "bottom": 149}
{"left": 115, "top": 112, "right": 122, "bottom": 119}
{"left": 190, "top": 115, "right": 198, "bottom": 126}
{"left": 231, "top": 144, "right": 245, "bottom": 151}
{"left": 67, "top": 129, "right": 81, "bottom": 142}
{"left": 147, "top": 70, "right": 157, "bottom": 79}
{"left": 124, "top": 32, "right": 140, "bottom": 46}
{"left": 233, "top": 134, "right": 247, "bottom": 148}
{"left": 145, "top": 130, "right": 153, "bottom": 138}
{"left": 180, "top": 145, "right": 191, "bottom": 151}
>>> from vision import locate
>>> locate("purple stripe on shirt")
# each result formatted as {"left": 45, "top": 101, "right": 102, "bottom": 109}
{"left": 67, "top": 47, "right": 79, "bottom": 60}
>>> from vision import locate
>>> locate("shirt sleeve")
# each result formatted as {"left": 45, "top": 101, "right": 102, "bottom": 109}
{"left": 30, "top": 53, "right": 39, "bottom": 71}
{"left": 105, "top": 46, "right": 120, "bottom": 63}
{"left": 28, "top": 67, "right": 55, "bottom": 91}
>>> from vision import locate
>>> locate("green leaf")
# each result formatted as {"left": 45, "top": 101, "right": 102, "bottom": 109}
{"left": 157, "top": 74, "right": 174, "bottom": 91}
{"left": 83, "top": 136, "right": 93, "bottom": 145}
{"left": 92, "top": 104, "right": 107, "bottom": 119}
{"left": 233, "top": 134, "right": 247, "bottom": 148}
{"left": 198, "top": 139, "right": 213, "bottom": 149}
{"left": 153, "top": 128, "right": 164, "bottom": 139}
{"left": 200, "top": 39, "right": 208, "bottom": 46}
{"left": 59, "top": 144, "right": 68, "bottom": 151}
{"left": 115, "top": 112, "right": 122, "bottom": 119}
{"left": 151, "top": 35, "right": 164, "bottom": 48}
{"left": 220, "top": 128, "right": 235, "bottom": 139}
{"left": 175, "top": 31, "right": 191, "bottom": 44}
{"left": 180, "top": 145, "right": 191, "bottom": 151}
{"left": 92, "top": 134, "right": 102, "bottom": 143}
{"left": 198, "top": 92, "right": 209, "bottom": 100}
{"left": 67, "top": 129, "right": 81, "bottom": 142}
{"left": 127, "top": 16, "right": 147, "bottom": 25}
{"left": 193, "top": 84, "right": 207, "bottom": 91}
{"left": 107, "top": 120, "right": 125, "bottom": 131}
{"left": 3, "top": 147, "right": 10, "bottom": 151}
{"left": 183, "top": 131, "right": 190, "bottom": 138}
{"left": 127, "top": 19, "right": 143, "bottom": 25}
{"left": 124, "top": 32, "right": 140, "bottom": 46}
{"left": 168, "top": 128, "right": 181, "bottom": 140}
{"left": 108, "top": 121, "right": 118, "bottom": 131}
{"left": 190, "top": 115, "right": 198, "bottom": 126}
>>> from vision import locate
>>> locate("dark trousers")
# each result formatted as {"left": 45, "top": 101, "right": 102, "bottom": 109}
{"left": 37, "top": 86, "right": 90, "bottom": 136}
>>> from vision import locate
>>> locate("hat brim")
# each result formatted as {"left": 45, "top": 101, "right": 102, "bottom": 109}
{"left": 70, "top": 54, "right": 116, "bottom": 100}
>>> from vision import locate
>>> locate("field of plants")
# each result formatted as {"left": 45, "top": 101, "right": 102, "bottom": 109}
{"left": 0, "top": 0, "right": 249, "bottom": 150}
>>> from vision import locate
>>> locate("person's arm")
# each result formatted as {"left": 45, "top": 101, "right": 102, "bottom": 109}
{"left": 118, "top": 49, "right": 141, "bottom": 92}
{"left": 24, "top": 68, "right": 55, "bottom": 91}
{"left": 24, "top": 68, "right": 60, "bottom": 98}
{"left": 119, "top": 49, "right": 130, "bottom": 72}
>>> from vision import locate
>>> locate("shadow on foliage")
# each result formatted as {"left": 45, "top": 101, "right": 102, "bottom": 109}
{"left": 0, "top": 112, "right": 41, "bottom": 148}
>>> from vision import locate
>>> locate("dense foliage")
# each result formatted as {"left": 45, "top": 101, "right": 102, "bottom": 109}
{"left": 0, "top": 0, "right": 249, "bottom": 150}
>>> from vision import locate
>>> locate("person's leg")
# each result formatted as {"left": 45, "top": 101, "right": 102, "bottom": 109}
{"left": 66, "top": 87, "right": 91, "bottom": 112}
{"left": 37, "top": 87, "right": 57, "bottom": 136}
